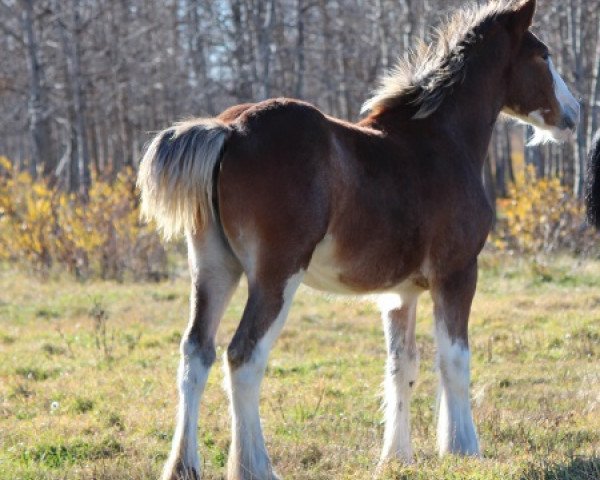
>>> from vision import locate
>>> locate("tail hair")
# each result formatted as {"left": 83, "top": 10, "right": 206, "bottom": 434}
{"left": 137, "top": 118, "right": 231, "bottom": 239}
{"left": 585, "top": 130, "right": 600, "bottom": 229}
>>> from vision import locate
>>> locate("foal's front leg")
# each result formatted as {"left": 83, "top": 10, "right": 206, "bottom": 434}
{"left": 432, "top": 264, "right": 480, "bottom": 457}
{"left": 162, "top": 231, "right": 241, "bottom": 480}
{"left": 378, "top": 291, "right": 420, "bottom": 468}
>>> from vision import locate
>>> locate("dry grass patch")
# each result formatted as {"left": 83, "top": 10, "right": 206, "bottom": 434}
{"left": 0, "top": 254, "right": 599, "bottom": 479}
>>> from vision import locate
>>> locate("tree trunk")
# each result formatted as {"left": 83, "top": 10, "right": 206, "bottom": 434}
{"left": 21, "top": 0, "right": 54, "bottom": 178}
{"left": 70, "top": 0, "right": 90, "bottom": 197}
{"left": 294, "top": 0, "right": 306, "bottom": 99}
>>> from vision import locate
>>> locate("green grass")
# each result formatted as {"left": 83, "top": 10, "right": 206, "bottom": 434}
{"left": 0, "top": 253, "right": 598, "bottom": 479}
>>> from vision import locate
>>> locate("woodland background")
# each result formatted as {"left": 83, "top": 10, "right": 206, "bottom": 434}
{"left": 0, "top": 0, "right": 600, "bottom": 279}
{"left": 1, "top": 0, "right": 599, "bottom": 196}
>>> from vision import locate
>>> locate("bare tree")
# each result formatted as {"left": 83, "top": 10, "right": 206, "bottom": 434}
{"left": 0, "top": 0, "right": 598, "bottom": 200}
{"left": 20, "top": 0, "right": 54, "bottom": 177}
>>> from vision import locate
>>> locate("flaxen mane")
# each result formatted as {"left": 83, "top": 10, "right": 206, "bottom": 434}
{"left": 362, "top": 0, "right": 523, "bottom": 118}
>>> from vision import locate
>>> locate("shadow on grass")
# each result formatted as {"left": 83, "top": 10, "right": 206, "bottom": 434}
{"left": 520, "top": 456, "right": 600, "bottom": 480}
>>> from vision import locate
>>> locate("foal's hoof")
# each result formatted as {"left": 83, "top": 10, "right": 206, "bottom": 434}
{"left": 162, "top": 461, "right": 200, "bottom": 480}
{"left": 226, "top": 468, "right": 281, "bottom": 480}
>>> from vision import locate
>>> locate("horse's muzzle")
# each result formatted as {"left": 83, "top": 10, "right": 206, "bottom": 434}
{"left": 560, "top": 102, "right": 580, "bottom": 132}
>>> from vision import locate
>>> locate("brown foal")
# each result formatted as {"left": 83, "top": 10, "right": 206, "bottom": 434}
{"left": 137, "top": 1, "right": 579, "bottom": 478}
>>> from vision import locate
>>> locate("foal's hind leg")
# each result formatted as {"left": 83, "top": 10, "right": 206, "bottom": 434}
{"left": 377, "top": 290, "right": 420, "bottom": 468}
{"left": 224, "top": 268, "right": 304, "bottom": 480}
{"left": 163, "top": 228, "right": 241, "bottom": 480}
{"left": 432, "top": 263, "right": 480, "bottom": 457}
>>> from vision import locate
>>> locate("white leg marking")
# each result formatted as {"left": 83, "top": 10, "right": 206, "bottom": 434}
{"left": 164, "top": 342, "right": 210, "bottom": 477}
{"left": 225, "top": 271, "right": 304, "bottom": 480}
{"left": 163, "top": 230, "right": 239, "bottom": 480}
{"left": 378, "top": 292, "right": 420, "bottom": 465}
{"left": 435, "top": 324, "right": 479, "bottom": 456}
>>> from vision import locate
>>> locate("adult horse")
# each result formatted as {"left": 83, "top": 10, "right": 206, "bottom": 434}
{"left": 586, "top": 130, "right": 600, "bottom": 227}
{"left": 137, "top": 0, "right": 579, "bottom": 478}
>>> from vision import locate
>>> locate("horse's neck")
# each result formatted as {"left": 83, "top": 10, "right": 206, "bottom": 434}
{"left": 370, "top": 50, "right": 508, "bottom": 171}
{"left": 439, "top": 43, "right": 511, "bottom": 168}
{"left": 438, "top": 74, "right": 505, "bottom": 167}
{"left": 371, "top": 94, "right": 501, "bottom": 172}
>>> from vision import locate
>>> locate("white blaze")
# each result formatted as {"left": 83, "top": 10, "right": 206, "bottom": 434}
{"left": 549, "top": 58, "right": 580, "bottom": 125}
{"left": 502, "top": 58, "right": 580, "bottom": 145}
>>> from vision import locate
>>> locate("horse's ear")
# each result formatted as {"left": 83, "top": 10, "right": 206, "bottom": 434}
{"left": 507, "top": 0, "right": 536, "bottom": 35}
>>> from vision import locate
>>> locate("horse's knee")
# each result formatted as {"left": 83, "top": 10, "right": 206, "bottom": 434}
{"left": 226, "top": 336, "right": 252, "bottom": 371}
{"left": 178, "top": 337, "right": 215, "bottom": 392}
{"left": 384, "top": 300, "right": 419, "bottom": 389}
{"left": 182, "top": 334, "right": 216, "bottom": 365}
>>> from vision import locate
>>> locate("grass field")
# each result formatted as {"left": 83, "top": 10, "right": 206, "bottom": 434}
{"left": 1, "top": 253, "right": 599, "bottom": 480}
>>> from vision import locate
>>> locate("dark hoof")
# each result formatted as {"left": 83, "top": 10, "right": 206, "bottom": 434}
{"left": 162, "top": 462, "right": 200, "bottom": 480}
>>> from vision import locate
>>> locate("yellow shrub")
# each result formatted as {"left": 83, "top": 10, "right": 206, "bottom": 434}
{"left": 495, "top": 166, "right": 594, "bottom": 254}
{"left": 0, "top": 157, "right": 167, "bottom": 280}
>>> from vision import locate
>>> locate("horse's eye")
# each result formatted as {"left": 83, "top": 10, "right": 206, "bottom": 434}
{"left": 542, "top": 53, "right": 550, "bottom": 62}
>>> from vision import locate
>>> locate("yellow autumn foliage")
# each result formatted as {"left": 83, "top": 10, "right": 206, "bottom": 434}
{"left": 0, "top": 156, "right": 166, "bottom": 280}
{"left": 495, "top": 166, "right": 595, "bottom": 254}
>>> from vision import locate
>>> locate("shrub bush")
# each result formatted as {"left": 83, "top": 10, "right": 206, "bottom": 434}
{"left": 0, "top": 156, "right": 167, "bottom": 280}
{"left": 494, "top": 166, "right": 597, "bottom": 255}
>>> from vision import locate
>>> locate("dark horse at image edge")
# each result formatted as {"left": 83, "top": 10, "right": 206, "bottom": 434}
{"left": 136, "top": 0, "right": 580, "bottom": 479}
{"left": 586, "top": 130, "right": 600, "bottom": 228}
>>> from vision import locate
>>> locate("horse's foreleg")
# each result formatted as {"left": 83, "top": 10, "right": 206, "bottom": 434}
{"left": 162, "top": 230, "right": 241, "bottom": 480}
{"left": 432, "top": 262, "right": 480, "bottom": 457}
{"left": 378, "top": 291, "right": 419, "bottom": 468}
{"left": 224, "top": 270, "right": 304, "bottom": 480}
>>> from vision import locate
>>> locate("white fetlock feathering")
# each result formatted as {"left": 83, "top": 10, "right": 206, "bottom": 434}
{"left": 435, "top": 324, "right": 479, "bottom": 456}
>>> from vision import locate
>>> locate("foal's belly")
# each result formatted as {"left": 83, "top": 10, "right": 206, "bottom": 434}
{"left": 303, "top": 235, "right": 358, "bottom": 294}
{"left": 303, "top": 234, "right": 426, "bottom": 294}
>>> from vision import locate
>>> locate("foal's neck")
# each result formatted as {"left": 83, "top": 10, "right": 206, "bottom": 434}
{"left": 430, "top": 32, "right": 513, "bottom": 170}
{"left": 436, "top": 68, "right": 506, "bottom": 169}
{"left": 368, "top": 38, "right": 511, "bottom": 172}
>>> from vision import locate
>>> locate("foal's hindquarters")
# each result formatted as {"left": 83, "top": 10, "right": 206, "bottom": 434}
{"left": 162, "top": 218, "right": 310, "bottom": 480}
{"left": 156, "top": 105, "right": 333, "bottom": 480}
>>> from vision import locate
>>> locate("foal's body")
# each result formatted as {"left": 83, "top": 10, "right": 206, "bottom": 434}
{"left": 219, "top": 99, "right": 491, "bottom": 295}
{"left": 137, "top": 1, "right": 579, "bottom": 478}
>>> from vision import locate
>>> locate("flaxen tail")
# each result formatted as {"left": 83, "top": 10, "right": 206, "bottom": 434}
{"left": 137, "top": 119, "right": 231, "bottom": 239}
{"left": 585, "top": 130, "right": 600, "bottom": 229}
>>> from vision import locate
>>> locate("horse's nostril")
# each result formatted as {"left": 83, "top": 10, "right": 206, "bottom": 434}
{"left": 562, "top": 113, "right": 576, "bottom": 131}
{"left": 565, "top": 117, "right": 574, "bottom": 129}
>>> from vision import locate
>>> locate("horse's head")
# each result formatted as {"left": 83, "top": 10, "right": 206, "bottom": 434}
{"left": 502, "top": 0, "right": 579, "bottom": 143}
